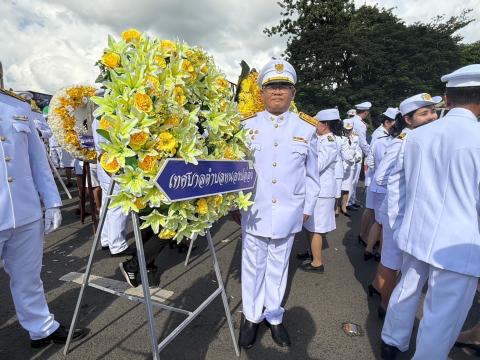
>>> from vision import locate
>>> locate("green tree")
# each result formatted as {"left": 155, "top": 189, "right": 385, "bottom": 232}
{"left": 265, "top": 1, "right": 474, "bottom": 123}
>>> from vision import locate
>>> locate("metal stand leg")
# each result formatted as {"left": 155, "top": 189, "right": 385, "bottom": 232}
{"left": 63, "top": 178, "right": 115, "bottom": 355}
{"left": 47, "top": 154, "right": 72, "bottom": 199}
{"left": 85, "top": 162, "right": 98, "bottom": 232}
{"left": 184, "top": 236, "right": 196, "bottom": 266}
{"left": 206, "top": 230, "right": 240, "bottom": 357}
{"left": 131, "top": 212, "right": 160, "bottom": 360}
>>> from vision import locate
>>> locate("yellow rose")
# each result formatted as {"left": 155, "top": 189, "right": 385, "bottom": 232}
{"left": 138, "top": 155, "right": 158, "bottom": 172}
{"left": 196, "top": 198, "right": 209, "bottom": 215}
{"left": 134, "top": 93, "right": 153, "bottom": 113}
{"left": 154, "top": 55, "right": 167, "bottom": 69}
{"left": 121, "top": 28, "right": 141, "bottom": 43}
{"left": 101, "top": 52, "right": 121, "bottom": 69}
{"left": 129, "top": 131, "right": 149, "bottom": 150}
{"left": 159, "top": 228, "right": 176, "bottom": 239}
{"left": 100, "top": 155, "right": 120, "bottom": 174}
{"left": 173, "top": 86, "right": 186, "bottom": 105}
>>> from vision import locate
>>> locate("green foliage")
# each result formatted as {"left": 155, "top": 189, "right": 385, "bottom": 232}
{"left": 265, "top": 0, "right": 475, "bottom": 123}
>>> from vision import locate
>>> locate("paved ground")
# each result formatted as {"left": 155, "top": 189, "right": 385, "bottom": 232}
{"left": 1, "top": 182, "right": 479, "bottom": 360}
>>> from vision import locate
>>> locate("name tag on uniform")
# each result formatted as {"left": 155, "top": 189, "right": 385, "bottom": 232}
{"left": 13, "top": 115, "right": 29, "bottom": 121}
{"left": 293, "top": 136, "right": 307, "bottom": 143}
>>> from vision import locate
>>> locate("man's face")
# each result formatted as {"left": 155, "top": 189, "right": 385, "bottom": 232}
{"left": 406, "top": 105, "right": 438, "bottom": 128}
{"left": 260, "top": 82, "right": 295, "bottom": 115}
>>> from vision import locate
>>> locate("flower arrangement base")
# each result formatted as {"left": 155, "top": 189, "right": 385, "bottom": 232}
{"left": 79, "top": 162, "right": 98, "bottom": 234}
{"left": 63, "top": 178, "right": 240, "bottom": 359}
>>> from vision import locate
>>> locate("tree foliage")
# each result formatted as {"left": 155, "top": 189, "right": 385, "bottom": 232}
{"left": 265, "top": 0, "right": 475, "bottom": 122}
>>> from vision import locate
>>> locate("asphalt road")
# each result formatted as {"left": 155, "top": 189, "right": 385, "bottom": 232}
{"left": 1, "top": 183, "right": 478, "bottom": 360}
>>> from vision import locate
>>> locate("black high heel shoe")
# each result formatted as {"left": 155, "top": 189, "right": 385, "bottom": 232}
{"left": 368, "top": 284, "right": 381, "bottom": 297}
{"left": 358, "top": 236, "right": 367, "bottom": 247}
{"left": 364, "top": 251, "right": 374, "bottom": 261}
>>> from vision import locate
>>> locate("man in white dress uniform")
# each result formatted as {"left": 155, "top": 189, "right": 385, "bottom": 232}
{"left": 238, "top": 59, "right": 320, "bottom": 349}
{"left": 0, "top": 89, "right": 87, "bottom": 348}
{"left": 381, "top": 64, "right": 480, "bottom": 359}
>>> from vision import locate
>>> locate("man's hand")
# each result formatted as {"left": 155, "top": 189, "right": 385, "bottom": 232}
{"left": 44, "top": 207, "right": 62, "bottom": 234}
{"left": 231, "top": 210, "right": 241, "bottom": 225}
{"left": 303, "top": 214, "right": 310, "bottom": 223}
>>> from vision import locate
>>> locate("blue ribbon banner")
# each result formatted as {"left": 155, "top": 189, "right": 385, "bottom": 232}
{"left": 155, "top": 159, "right": 257, "bottom": 202}
{"left": 79, "top": 135, "right": 95, "bottom": 149}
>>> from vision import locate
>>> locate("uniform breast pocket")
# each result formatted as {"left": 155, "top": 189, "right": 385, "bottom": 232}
{"left": 13, "top": 122, "right": 31, "bottom": 134}
{"left": 12, "top": 122, "right": 31, "bottom": 146}
{"left": 292, "top": 143, "right": 308, "bottom": 161}
{"left": 291, "top": 143, "right": 308, "bottom": 195}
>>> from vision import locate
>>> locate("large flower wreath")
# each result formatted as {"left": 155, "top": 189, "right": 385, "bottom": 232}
{"left": 92, "top": 29, "right": 253, "bottom": 241}
{"left": 49, "top": 85, "right": 97, "bottom": 161}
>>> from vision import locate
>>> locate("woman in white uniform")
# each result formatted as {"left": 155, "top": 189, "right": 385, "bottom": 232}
{"left": 334, "top": 125, "right": 356, "bottom": 216}
{"left": 363, "top": 109, "right": 397, "bottom": 260}
{"left": 302, "top": 109, "right": 341, "bottom": 273}
{"left": 367, "top": 95, "right": 440, "bottom": 318}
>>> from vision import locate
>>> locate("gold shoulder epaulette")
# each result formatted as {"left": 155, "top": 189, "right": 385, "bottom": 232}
{"left": 0, "top": 88, "right": 29, "bottom": 103}
{"left": 299, "top": 112, "right": 318, "bottom": 127}
{"left": 398, "top": 133, "right": 407, "bottom": 140}
{"left": 242, "top": 114, "right": 256, "bottom": 121}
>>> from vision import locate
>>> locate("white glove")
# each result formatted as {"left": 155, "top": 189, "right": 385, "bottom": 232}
{"left": 44, "top": 208, "right": 62, "bottom": 234}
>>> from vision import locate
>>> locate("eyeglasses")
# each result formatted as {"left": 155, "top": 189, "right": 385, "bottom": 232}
{"left": 262, "top": 83, "right": 294, "bottom": 92}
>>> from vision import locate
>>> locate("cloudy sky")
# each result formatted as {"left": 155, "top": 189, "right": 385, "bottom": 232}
{"left": 1, "top": 0, "right": 478, "bottom": 94}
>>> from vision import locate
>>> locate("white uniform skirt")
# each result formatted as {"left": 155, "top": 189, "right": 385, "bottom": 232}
{"left": 373, "top": 192, "right": 386, "bottom": 222}
{"left": 335, "top": 178, "right": 342, "bottom": 198}
{"left": 379, "top": 211, "right": 403, "bottom": 270}
{"left": 304, "top": 197, "right": 336, "bottom": 234}
{"left": 74, "top": 160, "right": 100, "bottom": 187}
{"left": 365, "top": 186, "right": 374, "bottom": 209}
{"left": 341, "top": 165, "right": 354, "bottom": 192}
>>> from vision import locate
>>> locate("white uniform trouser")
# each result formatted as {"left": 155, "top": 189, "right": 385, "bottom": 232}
{"left": 349, "top": 162, "right": 361, "bottom": 205}
{"left": 382, "top": 253, "right": 477, "bottom": 359}
{"left": 241, "top": 232, "right": 294, "bottom": 325}
{"left": 0, "top": 219, "right": 60, "bottom": 340}
{"left": 98, "top": 164, "right": 128, "bottom": 254}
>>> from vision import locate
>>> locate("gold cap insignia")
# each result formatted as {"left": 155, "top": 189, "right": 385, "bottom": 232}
{"left": 275, "top": 63, "right": 284, "bottom": 74}
{"left": 422, "top": 93, "right": 433, "bottom": 101}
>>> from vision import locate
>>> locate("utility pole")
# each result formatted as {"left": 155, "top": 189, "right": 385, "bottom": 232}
{"left": 0, "top": 61, "right": 4, "bottom": 89}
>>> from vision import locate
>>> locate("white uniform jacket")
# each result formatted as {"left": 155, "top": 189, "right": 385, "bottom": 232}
{"left": 241, "top": 111, "right": 320, "bottom": 239}
{"left": 0, "top": 92, "right": 61, "bottom": 231}
{"left": 317, "top": 133, "right": 339, "bottom": 198}
{"left": 397, "top": 108, "right": 480, "bottom": 276}
{"left": 334, "top": 135, "right": 355, "bottom": 180}
{"left": 366, "top": 135, "right": 391, "bottom": 193}
{"left": 352, "top": 115, "right": 369, "bottom": 156}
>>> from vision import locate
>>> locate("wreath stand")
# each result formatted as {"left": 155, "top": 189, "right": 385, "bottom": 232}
{"left": 63, "top": 177, "right": 240, "bottom": 359}
{"left": 79, "top": 161, "right": 98, "bottom": 233}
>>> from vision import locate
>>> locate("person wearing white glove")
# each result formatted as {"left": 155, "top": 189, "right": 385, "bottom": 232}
{"left": 0, "top": 90, "right": 87, "bottom": 348}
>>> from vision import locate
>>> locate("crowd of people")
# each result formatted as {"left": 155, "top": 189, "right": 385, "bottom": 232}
{"left": 0, "top": 57, "right": 479, "bottom": 359}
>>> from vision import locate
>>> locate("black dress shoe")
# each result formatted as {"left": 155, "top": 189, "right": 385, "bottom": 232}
{"left": 111, "top": 246, "right": 136, "bottom": 257}
{"left": 380, "top": 340, "right": 400, "bottom": 359}
{"left": 300, "top": 262, "right": 325, "bottom": 273}
{"left": 358, "top": 236, "right": 367, "bottom": 247}
{"left": 238, "top": 318, "right": 259, "bottom": 349}
{"left": 265, "top": 321, "right": 291, "bottom": 347}
{"left": 364, "top": 251, "right": 374, "bottom": 261}
{"left": 374, "top": 252, "right": 381, "bottom": 262}
{"left": 346, "top": 205, "right": 358, "bottom": 211}
{"left": 377, "top": 305, "right": 386, "bottom": 319}
{"left": 455, "top": 341, "right": 480, "bottom": 352}
{"left": 296, "top": 251, "right": 313, "bottom": 261}
{"left": 352, "top": 203, "right": 362, "bottom": 209}
{"left": 368, "top": 284, "right": 380, "bottom": 297}
{"left": 101, "top": 246, "right": 109, "bottom": 251}
{"left": 31, "top": 325, "right": 89, "bottom": 348}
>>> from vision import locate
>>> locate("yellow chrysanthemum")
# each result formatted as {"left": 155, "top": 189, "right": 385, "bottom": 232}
{"left": 159, "top": 228, "right": 176, "bottom": 239}
{"left": 63, "top": 116, "right": 76, "bottom": 131}
{"left": 224, "top": 146, "right": 236, "bottom": 160}
{"left": 122, "top": 28, "right": 141, "bottom": 43}
{"left": 173, "top": 86, "right": 186, "bottom": 105}
{"left": 101, "top": 52, "right": 121, "bottom": 69}
{"left": 129, "top": 131, "right": 149, "bottom": 150}
{"left": 65, "top": 130, "right": 79, "bottom": 146}
{"left": 196, "top": 198, "right": 209, "bottom": 215}
{"left": 99, "top": 116, "right": 112, "bottom": 130}
{"left": 134, "top": 93, "right": 153, "bottom": 113}
{"left": 100, "top": 155, "right": 120, "bottom": 174}
{"left": 154, "top": 55, "right": 167, "bottom": 69}
{"left": 138, "top": 155, "right": 158, "bottom": 172}
{"left": 156, "top": 132, "right": 178, "bottom": 154}
{"left": 145, "top": 75, "right": 160, "bottom": 90}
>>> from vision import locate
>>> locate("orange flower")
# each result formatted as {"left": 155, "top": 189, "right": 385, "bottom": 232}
{"left": 134, "top": 93, "right": 153, "bottom": 112}
{"left": 134, "top": 197, "right": 146, "bottom": 210}
{"left": 129, "top": 131, "right": 149, "bottom": 150}
{"left": 100, "top": 155, "right": 120, "bottom": 173}
{"left": 138, "top": 155, "right": 158, "bottom": 172}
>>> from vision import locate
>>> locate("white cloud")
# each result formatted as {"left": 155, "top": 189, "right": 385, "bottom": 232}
{"left": 1, "top": 0, "right": 478, "bottom": 94}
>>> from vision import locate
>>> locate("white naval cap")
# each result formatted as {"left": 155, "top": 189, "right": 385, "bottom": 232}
{"left": 355, "top": 101, "right": 372, "bottom": 110}
{"left": 382, "top": 107, "right": 400, "bottom": 120}
{"left": 258, "top": 59, "right": 297, "bottom": 86}
{"left": 315, "top": 108, "right": 340, "bottom": 121}
{"left": 346, "top": 109, "right": 356, "bottom": 117}
{"left": 441, "top": 64, "right": 480, "bottom": 88}
{"left": 399, "top": 93, "right": 442, "bottom": 116}
{"left": 343, "top": 118, "right": 354, "bottom": 130}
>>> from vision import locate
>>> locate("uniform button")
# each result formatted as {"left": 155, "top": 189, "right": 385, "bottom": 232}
{"left": 274, "top": 142, "right": 278, "bottom": 147}
{"left": 0, "top": 136, "right": 5, "bottom": 141}
{"left": 272, "top": 179, "right": 277, "bottom": 184}
{"left": 7, "top": 176, "right": 13, "bottom": 183}
{"left": 279, "top": 116, "right": 284, "bottom": 120}
{"left": 274, "top": 124, "right": 279, "bottom": 128}
{"left": 5, "top": 156, "right": 11, "bottom": 162}
{"left": 272, "top": 162, "right": 277, "bottom": 167}
{"left": 272, "top": 199, "right": 277, "bottom": 204}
